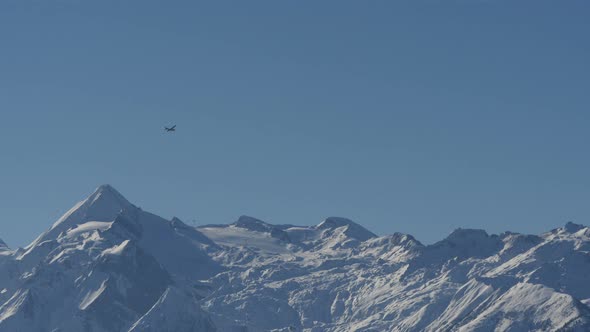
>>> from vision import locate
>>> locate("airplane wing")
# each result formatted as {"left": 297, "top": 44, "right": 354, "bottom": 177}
{"left": 171, "top": 125, "right": 176, "bottom": 129}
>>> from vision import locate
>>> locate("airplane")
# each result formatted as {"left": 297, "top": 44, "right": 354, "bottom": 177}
{"left": 164, "top": 125, "right": 176, "bottom": 132}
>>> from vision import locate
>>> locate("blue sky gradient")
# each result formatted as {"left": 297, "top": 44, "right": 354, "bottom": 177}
{"left": 1, "top": 1, "right": 589, "bottom": 246}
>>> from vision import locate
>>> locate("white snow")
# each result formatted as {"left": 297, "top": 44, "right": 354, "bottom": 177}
{"left": 79, "top": 279, "right": 108, "bottom": 310}
{"left": 101, "top": 240, "right": 130, "bottom": 256}
{"left": 66, "top": 221, "right": 113, "bottom": 238}
{"left": 200, "top": 226, "right": 291, "bottom": 254}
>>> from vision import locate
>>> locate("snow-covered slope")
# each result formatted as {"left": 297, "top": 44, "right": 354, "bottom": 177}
{"left": 1, "top": 185, "right": 590, "bottom": 332}
{"left": 0, "top": 185, "right": 219, "bottom": 332}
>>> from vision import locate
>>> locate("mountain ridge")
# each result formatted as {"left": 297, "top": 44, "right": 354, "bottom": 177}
{"left": 1, "top": 185, "right": 589, "bottom": 332}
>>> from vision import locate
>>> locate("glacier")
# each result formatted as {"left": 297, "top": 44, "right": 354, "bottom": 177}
{"left": 0, "top": 185, "right": 589, "bottom": 331}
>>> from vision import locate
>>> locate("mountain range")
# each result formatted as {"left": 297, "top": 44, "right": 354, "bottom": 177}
{"left": 1, "top": 185, "right": 589, "bottom": 331}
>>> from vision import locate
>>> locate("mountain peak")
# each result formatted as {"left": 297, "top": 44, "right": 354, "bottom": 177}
{"left": 236, "top": 215, "right": 265, "bottom": 225}
{"left": 233, "top": 215, "right": 273, "bottom": 233}
{"left": 545, "top": 221, "right": 587, "bottom": 237}
{"left": 316, "top": 217, "right": 377, "bottom": 241}
{"left": 89, "top": 184, "right": 131, "bottom": 207}
{"left": 446, "top": 228, "right": 491, "bottom": 240}
{"left": 317, "top": 217, "right": 360, "bottom": 229}
{"left": 563, "top": 221, "right": 585, "bottom": 233}
{"left": 27, "top": 185, "right": 134, "bottom": 249}
{"left": 96, "top": 183, "right": 115, "bottom": 191}
{"left": 428, "top": 228, "right": 503, "bottom": 259}
{"left": 80, "top": 184, "right": 132, "bottom": 217}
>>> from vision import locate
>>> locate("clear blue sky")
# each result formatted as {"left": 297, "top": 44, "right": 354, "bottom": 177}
{"left": 1, "top": 1, "right": 589, "bottom": 247}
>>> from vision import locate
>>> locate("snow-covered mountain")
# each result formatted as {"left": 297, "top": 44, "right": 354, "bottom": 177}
{"left": 1, "top": 185, "right": 589, "bottom": 331}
